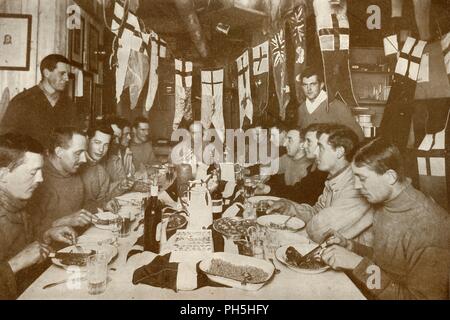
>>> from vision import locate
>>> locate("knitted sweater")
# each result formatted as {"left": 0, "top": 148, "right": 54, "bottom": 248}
{"left": 27, "top": 159, "right": 84, "bottom": 233}
{"left": 129, "top": 141, "right": 157, "bottom": 171}
{"left": 350, "top": 183, "right": 450, "bottom": 300}
{"left": 278, "top": 154, "right": 314, "bottom": 186}
{"left": 0, "top": 188, "right": 32, "bottom": 300}
{"left": 297, "top": 98, "right": 364, "bottom": 142}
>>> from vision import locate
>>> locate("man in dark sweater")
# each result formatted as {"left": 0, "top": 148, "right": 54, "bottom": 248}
{"left": 0, "top": 54, "right": 79, "bottom": 148}
{"left": 321, "top": 138, "right": 450, "bottom": 300}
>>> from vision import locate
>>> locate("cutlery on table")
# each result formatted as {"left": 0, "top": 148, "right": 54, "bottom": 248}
{"left": 269, "top": 258, "right": 281, "bottom": 274}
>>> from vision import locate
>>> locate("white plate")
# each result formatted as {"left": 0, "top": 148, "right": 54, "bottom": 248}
{"left": 51, "top": 244, "right": 118, "bottom": 270}
{"left": 93, "top": 212, "right": 119, "bottom": 230}
{"left": 115, "top": 192, "right": 147, "bottom": 205}
{"left": 76, "top": 235, "right": 115, "bottom": 245}
{"left": 257, "top": 214, "right": 305, "bottom": 231}
{"left": 199, "top": 252, "right": 274, "bottom": 291}
{"left": 275, "top": 244, "right": 330, "bottom": 274}
{"left": 248, "top": 196, "right": 280, "bottom": 204}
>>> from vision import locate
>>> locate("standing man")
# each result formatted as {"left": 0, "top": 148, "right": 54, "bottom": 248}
{"left": 321, "top": 139, "right": 450, "bottom": 300}
{"left": 268, "top": 124, "right": 373, "bottom": 244}
{"left": 297, "top": 67, "right": 364, "bottom": 142}
{"left": 0, "top": 54, "right": 79, "bottom": 147}
{"left": 0, "top": 133, "right": 77, "bottom": 299}
{"left": 129, "top": 116, "right": 158, "bottom": 171}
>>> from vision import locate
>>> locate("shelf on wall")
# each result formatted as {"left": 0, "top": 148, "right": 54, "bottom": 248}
{"left": 351, "top": 69, "right": 391, "bottom": 75}
{"left": 357, "top": 99, "right": 388, "bottom": 105}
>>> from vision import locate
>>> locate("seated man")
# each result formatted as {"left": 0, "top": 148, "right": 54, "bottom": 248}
{"left": 265, "top": 127, "right": 313, "bottom": 188}
{"left": 81, "top": 122, "right": 133, "bottom": 212}
{"left": 129, "top": 116, "right": 158, "bottom": 172}
{"left": 275, "top": 123, "right": 329, "bottom": 205}
{"left": 321, "top": 139, "right": 450, "bottom": 300}
{"left": 106, "top": 117, "right": 136, "bottom": 182}
{"left": 0, "top": 133, "right": 77, "bottom": 299}
{"left": 297, "top": 67, "right": 364, "bottom": 142}
{"left": 268, "top": 124, "right": 373, "bottom": 244}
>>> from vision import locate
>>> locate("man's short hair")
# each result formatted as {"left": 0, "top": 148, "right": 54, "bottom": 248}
{"left": 353, "top": 138, "right": 406, "bottom": 182}
{"left": 320, "top": 124, "right": 359, "bottom": 162}
{"left": 301, "top": 66, "right": 324, "bottom": 84}
{"left": 133, "top": 116, "right": 148, "bottom": 129}
{"left": 40, "top": 54, "right": 70, "bottom": 78}
{"left": 48, "top": 127, "right": 85, "bottom": 155}
{"left": 87, "top": 120, "right": 114, "bottom": 139}
{"left": 0, "top": 133, "right": 44, "bottom": 171}
{"left": 302, "top": 123, "right": 328, "bottom": 139}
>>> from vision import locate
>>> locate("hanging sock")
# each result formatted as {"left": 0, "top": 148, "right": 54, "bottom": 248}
{"left": 288, "top": 3, "right": 307, "bottom": 104}
{"left": 236, "top": 51, "right": 254, "bottom": 128}
{"left": 173, "top": 59, "right": 193, "bottom": 130}
{"left": 251, "top": 41, "right": 269, "bottom": 122}
{"left": 270, "top": 27, "right": 290, "bottom": 121}
{"left": 111, "top": 1, "right": 150, "bottom": 107}
{"left": 313, "top": 0, "right": 357, "bottom": 107}
{"left": 145, "top": 31, "right": 167, "bottom": 112}
{"left": 201, "top": 69, "right": 225, "bottom": 142}
{"left": 441, "top": 32, "right": 450, "bottom": 85}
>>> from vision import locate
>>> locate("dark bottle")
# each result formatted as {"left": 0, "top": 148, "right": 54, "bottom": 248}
{"left": 143, "top": 182, "right": 161, "bottom": 253}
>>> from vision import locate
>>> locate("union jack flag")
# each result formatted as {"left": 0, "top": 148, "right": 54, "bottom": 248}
{"left": 271, "top": 30, "right": 286, "bottom": 67}
{"left": 290, "top": 5, "right": 306, "bottom": 43}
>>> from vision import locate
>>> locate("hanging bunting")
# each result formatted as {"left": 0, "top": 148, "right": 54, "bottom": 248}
{"left": 145, "top": 31, "right": 167, "bottom": 111}
{"left": 288, "top": 4, "right": 307, "bottom": 103}
{"left": 270, "top": 28, "right": 290, "bottom": 120}
{"left": 394, "top": 37, "right": 427, "bottom": 81}
{"left": 111, "top": 1, "right": 150, "bottom": 108}
{"left": 201, "top": 69, "right": 225, "bottom": 142}
{"left": 173, "top": 59, "right": 193, "bottom": 130}
{"left": 251, "top": 41, "right": 269, "bottom": 121}
{"left": 441, "top": 32, "right": 450, "bottom": 85}
{"left": 236, "top": 51, "right": 254, "bottom": 128}
{"left": 313, "top": 0, "right": 357, "bottom": 107}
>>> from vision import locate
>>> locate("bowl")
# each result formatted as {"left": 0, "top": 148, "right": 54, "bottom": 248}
{"left": 199, "top": 252, "right": 274, "bottom": 291}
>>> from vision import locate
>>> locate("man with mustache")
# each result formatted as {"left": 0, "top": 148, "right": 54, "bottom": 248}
{"left": 81, "top": 122, "right": 133, "bottom": 211}
{"left": 321, "top": 139, "right": 449, "bottom": 300}
{"left": 0, "top": 54, "right": 79, "bottom": 147}
{"left": 0, "top": 133, "right": 77, "bottom": 299}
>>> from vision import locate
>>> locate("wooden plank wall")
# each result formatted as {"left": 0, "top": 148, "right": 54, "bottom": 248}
{"left": 0, "top": 0, "right": 105, "bottom": 100}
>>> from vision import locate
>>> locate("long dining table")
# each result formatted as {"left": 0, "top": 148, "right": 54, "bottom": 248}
{"left": 19, "top": 194, "right": 366, "bottom": 300}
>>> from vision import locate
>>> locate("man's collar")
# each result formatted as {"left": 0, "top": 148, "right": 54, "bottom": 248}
{"left": 327, "top": 164, "right": 350, "bottom": 181}
{"left": 306, "top": 90, "right": 327, "bottom": 114}
{"left": 38, "top": 81, "right": 60, "bottom": 106}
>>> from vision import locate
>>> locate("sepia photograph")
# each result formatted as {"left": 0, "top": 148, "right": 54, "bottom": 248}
{"left": 0, "top": 0, "right": 449, "bottom": 308}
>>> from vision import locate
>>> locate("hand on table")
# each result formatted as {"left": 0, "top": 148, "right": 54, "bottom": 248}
{"left": 119, "top": 178, "right": 135, "bottom": 192}
{"left": 320, "top": 245, "right": 363, "bottom": 271}
{"left": 105, "top": 198, "right": 120, "bottom": 214}
{"left": 7, "top": 241, "right": 52, "bottom": 274}
{"left": 266, "top": 199, "right": 297, "bottom": 216}
{"left": 42, "top": 226, "right": 77, "bottom": 245}
{"left": 53, "top": 209, "right": 95, "bottom": 228}
{"left": 322, "top": 229, "right": 353, "bottom": 251}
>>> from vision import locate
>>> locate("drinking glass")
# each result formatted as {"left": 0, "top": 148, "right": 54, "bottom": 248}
{"left": 117, "top": 210, "right": 131, "bottom": 238}
{"left": 87, "top": 253, "right": 108, "bottom": 295}
{"left": 263, "top": 228, "right": 280, "bottom": 261}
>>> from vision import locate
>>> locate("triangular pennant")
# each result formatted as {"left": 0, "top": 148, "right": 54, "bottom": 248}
{"left": 236, "top": 51, "right": 254, "bottom": 128}
{"left": 441, "top": 32, "right": 450, "bottom": 84}
{"left": 270, "top": 28, "right": 290, "bottom": 120}
{"left": 201, "top": 69, "right": 225, "bottom": 142}
{"left": 123, "top": 50, "right": 150, "bottom": 109}
{"left": 145, "top": 31, "right": 168, "bottom": 111}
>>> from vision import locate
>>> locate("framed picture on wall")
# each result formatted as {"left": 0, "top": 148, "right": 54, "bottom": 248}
{"left": 0, "top": 14, "right": 32, "bottom": 70}
{"left": 69, "top": 16, "right": 84, "bottom": 66}
{"left": 89, "top": 24, "right": 99, "bottom": 73}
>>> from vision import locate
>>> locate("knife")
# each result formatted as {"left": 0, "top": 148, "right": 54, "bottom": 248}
{"left": 49, "top": 251, "right": 94, "bottom": 260}
{"left": 300, "top": 235, "right": 333, "bottom": 261}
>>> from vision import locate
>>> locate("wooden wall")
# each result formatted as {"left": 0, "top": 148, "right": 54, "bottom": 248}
{"left": 0, "top": 0, "right": 105, "bottom": 100}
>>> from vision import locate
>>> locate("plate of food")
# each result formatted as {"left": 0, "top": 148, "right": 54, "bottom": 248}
{"left": 213, "top": 217, "right": 257, "bottom": 240}
{"left": 166, "top": 213, "right": 187, "bottom": 232}
{"left": 92, "top": 211, "right": 120, "bottom": 230}
{"left": 50, "top": 244, "right": 118, "bottom": 270}
{"left": 115, "top": 192, "right": 147, "bottom": 206}
{"left": 199, "top": 252, "right": 274, "bottom": 291}
{"left": 275, "top": 244, "right": 330, "bottom": 274}
{"left": 257, "top": 214, "right": 305, "bottom": 232}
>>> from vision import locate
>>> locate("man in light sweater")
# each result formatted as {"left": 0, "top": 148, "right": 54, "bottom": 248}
{"left": 268, "top": 124, "right": 373, "bottom": 244}
{"left": 321, "top": 139, "right": 450, "bottom": 300}
{"left": 129, "top": 116, "right": 158, "bottom": 172}
{"left": 297, "top": 67, "right": 364, "bottom": 142}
